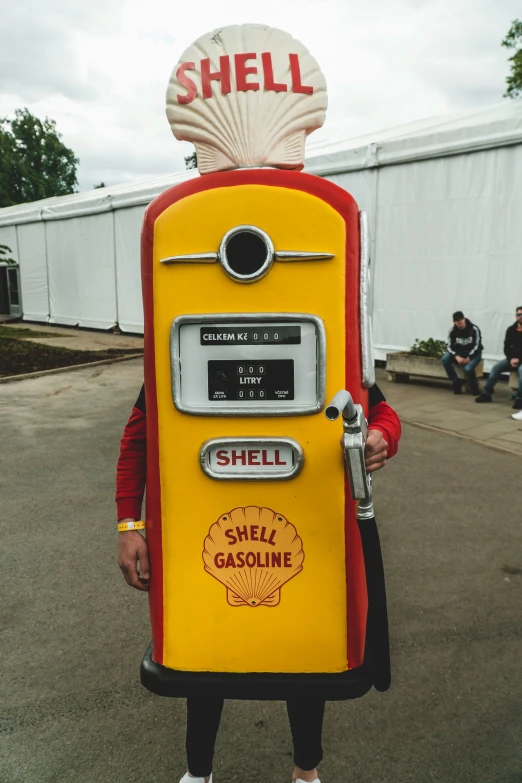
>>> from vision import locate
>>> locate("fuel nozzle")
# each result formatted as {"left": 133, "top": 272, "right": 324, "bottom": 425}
{"left": 325, "top": 390, "right": 358, "bottom": 424}
{"left": 325, "top": 389, "right": 372, "bottom": 506}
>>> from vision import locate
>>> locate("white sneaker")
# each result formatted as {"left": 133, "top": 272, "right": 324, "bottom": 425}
{"left": 511, "top": 409, "right": 522, "bottom": 420}
{"left": 295, "top": 779, "right": 320, "bottom": 783}
{"left": 179, "top": 774, "right": 213, "bottom": 783}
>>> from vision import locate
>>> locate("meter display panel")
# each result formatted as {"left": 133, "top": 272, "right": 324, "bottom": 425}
{"left": 208, "top": 359, "right": 294, "bottom": 401}
{"left": 171, "top": 314, "right": 325, "bottom": 416}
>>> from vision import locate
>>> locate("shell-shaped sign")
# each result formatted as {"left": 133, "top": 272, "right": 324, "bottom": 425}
{"left": 166, "top": 24, "right": 327, "bottom": 174}
{"left": 203, "top": 506, "right": 304, "bottom": 607}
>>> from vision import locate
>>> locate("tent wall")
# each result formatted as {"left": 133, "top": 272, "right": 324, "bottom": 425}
{"left": 327, "top": 144, "right": 522, "bottom": 369}
{"left": 114, "top": 206, "right": 146, "bottom": 333}
{"left": 46, "top": 213, "right": 117, "bottom": 329}
{"left": 16, "top": 223, "right": 48, "bottom": 321}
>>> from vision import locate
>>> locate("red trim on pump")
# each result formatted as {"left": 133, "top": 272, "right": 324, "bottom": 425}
{"left": 141, "top": 217, "right": 164, "bottom": 664}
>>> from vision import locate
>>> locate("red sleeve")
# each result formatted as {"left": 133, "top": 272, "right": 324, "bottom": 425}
{"left": 115, "top": 406, "right": 147, "bottom": 520}
{"left": 368, "top": 400, "right": 401, "bottom": 459}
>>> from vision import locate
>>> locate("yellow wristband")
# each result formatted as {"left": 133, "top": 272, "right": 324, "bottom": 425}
{"left": 118, "top": 520, "right": 146, "bottom": 532}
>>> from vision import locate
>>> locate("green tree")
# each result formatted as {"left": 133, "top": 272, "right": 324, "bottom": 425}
{"left": 0, "top": 244, "right": 16, "bottom": 265}
{"left": 184, "top": 151, "right": 197, "bottom": 170}
{"left": 0, "top": 108, "right": 79, "bottom": 207}
{"left": 502, "top": 19, "right": 522, "bottom": 98}
{"left": 93, "top": 182, "right": 106, "bottom": 189}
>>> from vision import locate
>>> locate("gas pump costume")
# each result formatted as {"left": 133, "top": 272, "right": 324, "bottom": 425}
{"left": 116, "top": 22, "right": 403, "bottom": 783}
{"left": 116, "top": 385, "right": 400, "bottom": 779}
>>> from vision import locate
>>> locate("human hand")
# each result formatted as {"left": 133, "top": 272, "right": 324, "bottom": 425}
{"left": 462, "top": 357, "right": 470, "bottom": 365}
{"left": 118, "top": 526, "right": 150, "bottom": 591}
{"left": 364, "top": 429, "right": 388, "bottom": 473}
{"left": 456, "top": 356, "right": 465, "bottom": 365}
{"left": 510, "top": 358, "right": 520, "bottom": 368}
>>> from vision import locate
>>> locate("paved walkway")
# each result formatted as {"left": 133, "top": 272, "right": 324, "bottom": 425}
{"left": 2, "top": 323, "right": 521, "bottom": 455}
{"left": 378, "top": 367, "right": 522, "bottom": 456}
{"left": 0, "top": 321, "right": 144, "bottom": 352}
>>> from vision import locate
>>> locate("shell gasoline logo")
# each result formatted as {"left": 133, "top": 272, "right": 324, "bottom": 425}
{"left": 203, "top": 506, "right": 304, "bottom": 607}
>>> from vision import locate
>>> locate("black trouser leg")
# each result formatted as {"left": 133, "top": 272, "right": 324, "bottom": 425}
{"left": 186, "top": 698, "right": 224, "bottom": 778}
{"left": 286, "top": 699, "right": 326, "bottom": 771}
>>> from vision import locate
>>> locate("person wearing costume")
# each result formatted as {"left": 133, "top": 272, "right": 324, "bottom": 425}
{"left": 116, "top": 383, "right": 401, "bottom": 783}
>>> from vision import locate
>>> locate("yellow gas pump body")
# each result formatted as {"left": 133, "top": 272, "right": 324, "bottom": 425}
{"left": 141, "top": 169, "right": 371, "bottom": 698}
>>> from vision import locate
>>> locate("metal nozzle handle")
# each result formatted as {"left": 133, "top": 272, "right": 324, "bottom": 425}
{"left": 325, "top": 390, "right": 357, "bottom": 422}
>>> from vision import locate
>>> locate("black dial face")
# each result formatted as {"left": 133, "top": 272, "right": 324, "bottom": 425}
{"left": 208, "top": 360, "right": 294, "bottom": 401}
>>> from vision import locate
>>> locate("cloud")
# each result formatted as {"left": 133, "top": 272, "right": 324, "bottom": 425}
{"left": 0, "top": 0, "right": 520, "bottom": 192}
{"left": 0, "top": 0, "right": 123, "bottom": 102}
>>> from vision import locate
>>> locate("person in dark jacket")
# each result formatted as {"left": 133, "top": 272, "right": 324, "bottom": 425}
{"left": 476, "top": 306, "right": 522, "bottom": 409}
{"left": 441, "top": 311, "right": 483, "bottom": 395}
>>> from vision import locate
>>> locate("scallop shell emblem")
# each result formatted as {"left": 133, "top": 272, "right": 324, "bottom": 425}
{"left": 203, "top": 506, "right": 304, "bottom": 607}
{"left": 166, "top": 24, "right": 327, "bottom": 174}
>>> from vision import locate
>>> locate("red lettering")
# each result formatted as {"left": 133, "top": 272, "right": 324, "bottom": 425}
{"left": 176, "top": 62, "right": 198, "bottom": 105}
{"left": 231, "top": 450, "right": 247, "bottom": 466}
{"left": 271, "top": 552, "right": 281, "bottom": 567}
{"left": 201, "top": 55, "right": 231, "bottom": 99}
{"left": 274, "top": 449, "right": 286, "bottom": 465}
{"left": 236, "top": 552, "right": 245, "bottom": 568}
{"left": 261, "top": 450, "right": 274, "bottom": 466}
{"left": 235, "top": 53, "right": 260, "bottom": 91}
{"left": 248, "top": 450, "right": 260, "bottom": 465}
{"left": 268, "top": 529, "right": 277, "bottom": 546}
{"left": 216, "top": 449, "right": 230, "bottom": 466}
{"left": 214, "top": 552, "right": 225, "bottom": 568}
{"left": 284, "top": 552, "right": 292, "bottom": 568}
{"left": 260, "top": 526, "right": 268, "bottom": 543}
{"left": 256, "top": 551, "right": 269, "bottom": 567}
{"left": 246, "top": 552, "right": 256, "bottom": 568}
{"left": 225, "top": 553, "right": 236, "bottom": 568}
{"left": 289, "top": 53, "right": 313, "bottom": 95}
{"left": 236, "top": 525, "right": 248, "bottom": 542}
{"left": 250, "top": 525, "right": 259, "bottom": 541}
{"left": 261, "top": 52, "right": 287, "bottom": 92}
{"left": 224, "top": 528, "right": 237, "bottom": 546}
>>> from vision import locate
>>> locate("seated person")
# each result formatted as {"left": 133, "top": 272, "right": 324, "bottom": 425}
{"left": 476, "top": 306, "right": 522, "bottom": 409}
{"left": 441, "top": 311, "right": 482, "bottom": 395}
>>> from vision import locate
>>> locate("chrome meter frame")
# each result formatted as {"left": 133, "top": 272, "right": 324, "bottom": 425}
{"left": 170, "top": 312, "right": 326, "bottom": 417}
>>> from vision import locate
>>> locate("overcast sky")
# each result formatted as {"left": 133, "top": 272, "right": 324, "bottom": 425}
{"left": 0, "top": 0, "right": 519, "bottom": 191}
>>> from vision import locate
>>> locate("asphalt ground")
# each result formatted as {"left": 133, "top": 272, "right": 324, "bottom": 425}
{"left": 1, "top": 358, "right": 521, "bottom": 783}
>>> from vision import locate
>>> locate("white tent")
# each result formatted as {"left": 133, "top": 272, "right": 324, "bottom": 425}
{"left": 1, "top": 100, "right": 521, "bottom": 366}
{"left": 306, "top": 100, "right": 522, "bottom": 366}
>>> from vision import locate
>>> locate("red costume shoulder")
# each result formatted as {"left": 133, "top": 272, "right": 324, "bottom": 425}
{"left": 115, "top": 403, "right": 146, "bottom": 520}
{"left": 367, "top": 400, "right": 401, "bottom": 459}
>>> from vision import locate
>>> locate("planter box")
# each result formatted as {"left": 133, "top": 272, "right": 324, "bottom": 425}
{"left": 386, "top": 352, "right": 484, "bottom": 385}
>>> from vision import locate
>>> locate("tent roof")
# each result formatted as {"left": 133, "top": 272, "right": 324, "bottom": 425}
{"left": 304, "top": 100, "right": 522, "bottom": 175}
{"left": 1, "top": 101, "right": 521, "bottom": 227}
{"left": 0, "top": 169, "right": 199, "bottom": 227}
